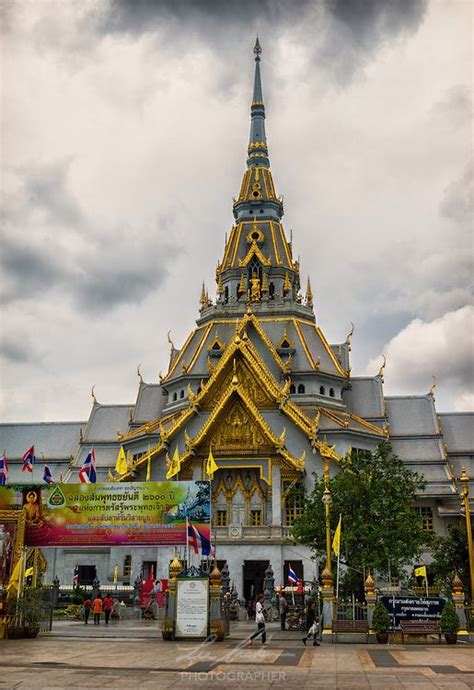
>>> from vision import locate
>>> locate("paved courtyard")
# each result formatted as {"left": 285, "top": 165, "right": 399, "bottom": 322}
{"left": 0, "top": 620, "right": 473, "bottom": 689}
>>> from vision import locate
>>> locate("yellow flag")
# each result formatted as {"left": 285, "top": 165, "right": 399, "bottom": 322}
{"left": 146, "top": 455, "right": 151, "bottom": 481}
{"left": 414, "top": 565, "right": 427, "bottom": 578}
{"left": 113, "top": 564, "right": 119, "bottom": 584}
{"left": 24, "top": 567, "right": 34, "bottom": 578}
{"left": 206, "top": 449, "right": 218, "bottom": 479}
{"left": 115, "top": 446, "right": 127, "bottom": 475}
{"left": 6, "top": 558, "right": 22, "bottom": 594}
{"left": 332, "top": 514, "right": 342, "bottom": 557}
{"left": 166, "top": 448, "right": 181, "bottom": 479}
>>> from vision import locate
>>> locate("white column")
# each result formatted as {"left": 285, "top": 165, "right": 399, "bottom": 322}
{"left": 271, "top": 460, "right": 281, "bottom": 527}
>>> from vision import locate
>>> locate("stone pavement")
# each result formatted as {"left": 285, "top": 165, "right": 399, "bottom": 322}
{"left": 0, "top": 620, "right": 473, "bottom": 689}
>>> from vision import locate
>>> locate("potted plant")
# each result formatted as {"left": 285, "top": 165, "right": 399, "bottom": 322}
{"left": 161, "top": 617, "right": 174, "bottom": 641}
{"left": 18, "top": 588, "right": 46, "bottom": 638}
{"left": 372, "top": 601, "right": 391, "bottom": 644}
{"left": 440, "top": 599, "right": 459, "bottom": 644}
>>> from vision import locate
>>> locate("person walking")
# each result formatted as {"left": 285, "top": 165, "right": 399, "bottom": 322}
{"left": 83, "top": 596, "right": 91, "bottom": 625}
{"left": 279, "top": 591, "right": 288, "bottom": 631}
{"left": 93, "top": 593, "right": 103, "bottom": 625}
{"left": 302, "top": 600, "right": 320, "bottom": 646}
{"left": 103, "top": 593, "right": 114, "bottom": 625}
{"left": 247, "top": 594, "right": 267, "bottom": 647}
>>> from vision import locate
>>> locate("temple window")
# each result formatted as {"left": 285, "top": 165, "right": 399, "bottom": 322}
{"left": 329, "top": 387, "right": 335, "bottom": 397}
{"left": 248, "top": 257, "right": 262, "bottom": 283}
{"left": 216, "top": 510, "right": 228, "bottom": 526}
{"left": 289, "top": 384, "right": 296, "bottom": 394}
{"left": 319, "top": 385, "right": 325, "bottom": 395}
{"left": 224, "top": 286, "right": 229, "bottom": 303}
{"left": 297, "top": 384, "right": 305, "bottom": 394}
{"left": 123, "top": 555, "right": 132, "bottom": 584}
{"left": 172, "top": 392, "right": 177, "bottom": 402}
{"left": 416, "top": 506, "right": 434, "bottom": 532}
{"left": 250, "top": 509, "right": 262, "bottom": 526}
{"left": 269, "top": 282, "right": 275, "bottom": 298}
{"left": 180, "top": 389, "right": 185, "bottom": 399}
{"left": 283, "top": 481, "right": 304, "bottom": 526}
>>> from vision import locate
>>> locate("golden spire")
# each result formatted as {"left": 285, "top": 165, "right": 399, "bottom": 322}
{"left": 238, "top": 272, "right": 246, "bottom": 295}
{"left": 261, "top": 271, "right": 269, "bottom": 293}
{"left": 305, "top": 276, "right": 313, "bottom": 307}
{"left": 199, "top": 282, "right": 207, "bottom": 308}
{"left": 283, "top": 271, "right": 291, "bottom": 295}
{"left": 216, "top": 272, "right": 223, "bottom": 297}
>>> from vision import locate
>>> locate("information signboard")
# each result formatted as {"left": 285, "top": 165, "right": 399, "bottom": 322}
{"left": 380, "top": 595, "right": 445, "bottom": 627}
{"left": 175, "top": 578, "right": 209, "bottom": 638}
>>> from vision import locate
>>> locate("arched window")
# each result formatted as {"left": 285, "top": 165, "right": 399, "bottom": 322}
{"left": 172, "top": 392, "right": 177, "bottom": 402}
{"left": 329, "top": 388, "right": 335, "bottom": 398}
{"left": 289, "top": 384, "right": 296, "bottom": 394}
{"left": 297, "top": 384, "right": 305, "bottom": 394}
{"left": 180, "top": 389, "right": 185, "bottom": 399}
{"left": 248, "top": 257, "right": 262, "bottom": 284}
{"left": 269, "top": 282, "right": 275, "bottom": 299}
{"left": 319, "top": 386, "right": 325, "bottom": 396}
{"left": 224, "top": 286, "right": 229, "bottom": 303}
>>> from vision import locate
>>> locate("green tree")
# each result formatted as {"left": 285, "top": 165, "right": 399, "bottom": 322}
{"left": 430, "top": 525, "right": 470, "bottom": 602}
{"left": 291, "top": 442, "right": 427, "bottom": 595}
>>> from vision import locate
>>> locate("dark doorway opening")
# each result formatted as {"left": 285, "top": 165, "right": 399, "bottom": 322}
{"left": 142, "top": 560, "right": 157, "bottom": 578}
{"left": 243, "top": 560, "right": 269, "bottom": 602}
{"left": 77, "top": 565, "right": 96, "bottom": 586}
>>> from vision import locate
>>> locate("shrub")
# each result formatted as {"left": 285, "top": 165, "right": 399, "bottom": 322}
{"left": 372, "top": 601, "right": 391, "bottom": 633}
{"left": 440, "top": 600, "right": 459, "bottom": 634}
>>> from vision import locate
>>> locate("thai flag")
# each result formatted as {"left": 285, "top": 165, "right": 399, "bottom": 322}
{"left": 22, "top": 446, "right": 35, "bottom": 473}
{"left": 288, "top": 565, "right": 299, "bottom": 584}
{"left": 79, "top": 448, "right": 97, "bottom": 484}
{"left": 0, "top": 454, "right": 8, "bottom": 485}
{"left": 187, "top": 522, "right": 211, "bottom": 556}
{"left": 43, "top": 464, "right": 54, "bottom": 484}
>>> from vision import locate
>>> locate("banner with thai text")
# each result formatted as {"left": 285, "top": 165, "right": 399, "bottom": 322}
{"left": 0, "top": 481, "right": 210, "bottom": 547}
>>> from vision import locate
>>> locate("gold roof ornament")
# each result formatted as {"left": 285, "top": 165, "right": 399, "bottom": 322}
{"left": 91, "top": 385, "right": 97, "bottom": 403}
{"left": 364, "top": 571, "right": 375, "bottom": 596}
{"left": 377, "top": 355, "right": 386, "bottom": 379}
{"left": 283, "top": 271, "right": 291, "bottom": 295}
{"left": 345, "top": 322, "right": 355, "bottom": 349}
{"left": 137, "top": 363, "right": 143, "bottom": 384}
{"left": 167, "top": 330, "right": 175, "bottom": 351}
{"left": 429, "top": 375, "right": 437, "bottom": 398}
{"left": 452, "top": 572, "right": 464, "bottom": 596}
{"left": 261, "top": 271, "right": 269, "bottom": 292}
{"left": 216, "top": 272, "right": 224, "bottom": 297}
{"left": 238, "top": 272, "right": 246, "bottom": 294}
{"left": 199, "top": 282, "right": 207, "bottom": 308}
{"left": 306, "top": 276, "right": 313, "bottom": 307}
{"left": 231, "top": 359, "right": 239, "bottom": 386}
{"left": 79, "top": 427, "right": 84, "bottom": 442}
{"left": 187, "top": 383, "right": 196, "bottom": 402}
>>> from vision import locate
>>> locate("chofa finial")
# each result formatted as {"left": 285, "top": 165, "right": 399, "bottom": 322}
{"left": 91, "top": 385, "right": 97, "bottom": 403}
{"left": 254, "top": 36, "right": 262, "bottom": 59}
{"left": 429, "top": 375, "right": 436, "bottom": 397}
{"left": 377, "top": 355, "right": 386, "bottom": 378}
{"left": 137, "top": 364, "right": 143, "bottom": 384}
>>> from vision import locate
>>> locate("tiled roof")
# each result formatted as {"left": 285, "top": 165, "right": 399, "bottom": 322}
{"left": 386, "top": 396, "right": 438, "bottom": 435}
{"left": 0, "top": 421, "right": 85, "bottom": 460}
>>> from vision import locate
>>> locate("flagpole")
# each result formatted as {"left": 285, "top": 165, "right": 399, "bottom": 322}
{"left": 336, "top": 513, "right": 341, "bottom": 601}
{"left": 425, "top": 574, "right": 429, "bottom": 597}
{"left": 185, "top": 515, "right": 189, "bottom": 569}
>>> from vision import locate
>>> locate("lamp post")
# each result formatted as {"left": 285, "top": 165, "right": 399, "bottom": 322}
{"left": 460, "top": 467, "right": 474, "bottom": 615}
{"left": 321, "top": 456, "right": 333, "bottom": 588}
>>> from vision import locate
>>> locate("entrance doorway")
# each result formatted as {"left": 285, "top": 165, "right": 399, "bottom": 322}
{"left": 243, "top": 560, "right": 269, "bottom": 602}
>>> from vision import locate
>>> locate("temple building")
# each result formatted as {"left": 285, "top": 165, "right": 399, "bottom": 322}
{"left": 1, "top": 40, "right": 473, "bottom": 598}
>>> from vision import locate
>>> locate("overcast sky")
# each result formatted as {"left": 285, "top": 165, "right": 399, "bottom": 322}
{"left": 1, "top": 0, "right": 472, "bottom": 422}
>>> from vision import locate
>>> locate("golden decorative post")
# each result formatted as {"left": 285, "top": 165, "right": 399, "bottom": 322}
{"left": 460, "top": 467, "right": 474, "bottom": 615}
{"left": 321, "top": 456, "right": 333, "bottom": 587}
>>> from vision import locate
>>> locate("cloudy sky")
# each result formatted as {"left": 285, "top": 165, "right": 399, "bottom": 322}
{"left": 1, "top": 0, "right": 472, "bottom": 422}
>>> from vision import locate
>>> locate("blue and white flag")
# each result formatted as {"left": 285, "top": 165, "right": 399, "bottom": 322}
{"left": 43, "top": 464, "right": 54, "bottom": 484}
{"left": 79, "top": 448, "right": 97, "bottom": 484}
{"left": 187, "top": 521, "right": 211, "bottom": 556}
{"left": 0, "top": 454, "right": 8, "bottom": 485}
{"left": 288, "top": 565, "right": 299, "bottom": 584}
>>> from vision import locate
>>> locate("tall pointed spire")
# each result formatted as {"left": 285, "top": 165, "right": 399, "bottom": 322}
{"left": 247, "top": 37, "right": 269, "bottom": 169}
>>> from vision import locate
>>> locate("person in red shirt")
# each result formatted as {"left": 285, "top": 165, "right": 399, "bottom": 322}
{"left": 103, "top": 593, "right": 114, "bottom": 625}
{"left": 83, "top": 597, "right": 91, "bottom": 625}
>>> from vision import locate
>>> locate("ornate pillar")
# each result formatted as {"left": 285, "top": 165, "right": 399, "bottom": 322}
{"left": 209, "top": 564, "right": 225, "bottom": 640}
{"left": 452, "top": 573, "right": 468, "bottom": 632}
{"left": 365, "top": 571, "right": 377, "bottom": 631}
{"left": 165, "top": 555, "right": 182, "bottom": 630}
{"left": 320, "top": 456, "right": 334, "bottom": 635}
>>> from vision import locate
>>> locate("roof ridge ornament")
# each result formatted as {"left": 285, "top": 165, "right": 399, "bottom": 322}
{"left": 429, "top": 375, "right": 437, "bottom": 398}
{"left": 377, "top": 355, "right": 386, "bottom": 379}
{"left": 254, "top": 35, "right": 262, "bottom": 60}
{"left": 91, "top": 385, "right": 97, "bottom": 403}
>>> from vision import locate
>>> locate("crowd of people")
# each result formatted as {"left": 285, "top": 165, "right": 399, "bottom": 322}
{"left": 246, "top": 591, "right": 321, "bottom": 647}
{"left": 81, "top": 593, "right": 116, "bottom": 625}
